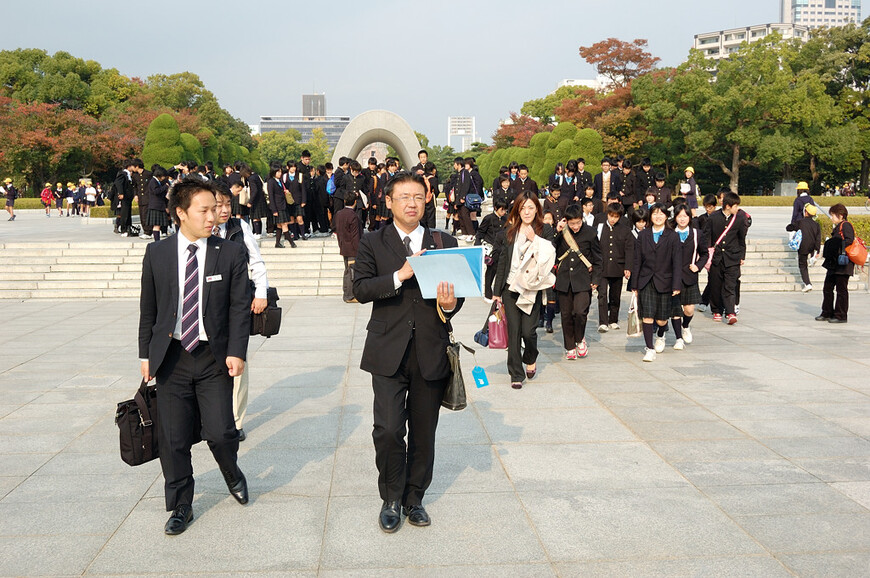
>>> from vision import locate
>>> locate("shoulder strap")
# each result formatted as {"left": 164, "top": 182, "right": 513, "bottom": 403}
{"left": 597, "top": 223, "right": 604, "bottom": 240}
{"left": 431, "top": 230, "right": 444, "bottom": 249}
{"left": 561, "top": 228, "right": 593, "bottom": 269}
{"left": 693, "top": 228, "right": 698, "bottom": 258}
{"left": 714, "top": 214, "right": 736, "bottom": 247}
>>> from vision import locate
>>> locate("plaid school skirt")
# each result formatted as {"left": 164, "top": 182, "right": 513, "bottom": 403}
{"left": 639, "top": 282, "right": 678, "bottom": 321}
{"left": 680, "top": 282, "right": 702, "bottom": 306}
{"left": 249, "top": 198, "right": 270, "bottom": 220}
{"left": 146, "top": 209, "right": 170, "bottom": 228}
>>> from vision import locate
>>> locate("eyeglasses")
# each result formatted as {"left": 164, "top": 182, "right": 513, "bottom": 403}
{"left": 392, "top": 195, "right": 425, "bottom": 204}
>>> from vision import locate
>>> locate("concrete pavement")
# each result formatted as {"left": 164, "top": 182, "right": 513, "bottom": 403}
{"left": 0, "top": 291, "right": 869, "bottom": 576}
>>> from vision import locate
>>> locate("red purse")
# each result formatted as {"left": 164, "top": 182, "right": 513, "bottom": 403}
{"left": 846, "top": 235, "right": 868, "bottom": 266}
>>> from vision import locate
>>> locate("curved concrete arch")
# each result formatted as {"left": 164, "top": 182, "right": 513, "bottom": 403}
{"left": 332, "top": 110, "right": 420, "bottom": 169}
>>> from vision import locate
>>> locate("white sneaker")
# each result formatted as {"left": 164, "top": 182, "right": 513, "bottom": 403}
{"left": 643, "top": 348, "right": 657, "bottom": 362}
{"left": 802, "top": 284, "right": 813, "bottom": 293}
{"left": 654, "top": 336, "right": 666, "bottom": 353}
{"left": 735, "top": 305, "right": 740, "bottom": 315}
{"left": 697, "top": 304, "right": 707, "bottom": 312}
{"left": 598, "top": 324, "right": 609, "bottom": 333}
{"left": 674, "top": 338, "right": 685, "bottom": 350}
{"left": 683, "top": 327, "right": 693, "bottom": 344}
{"left": 609, "top": 322, "right": 620, "bottom": 330}
{"left": 120, "top": 232, "right": 129, "bottom": 237}
{"left": 253, "top": 234, "right": 261, "bottom": 240}
{"left": 576, "top": 339, "right": 588, "bottom": 358}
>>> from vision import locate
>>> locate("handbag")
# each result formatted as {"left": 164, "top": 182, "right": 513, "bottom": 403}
{"left": 474, "top": 302, "right": 498, "bottom": 347}
{"left": 115, "top": 380, "right": 159, "bottom": 466}
{"left": 788, "top": 230, "right": 803, "bottom": 251}
{"left": 488, "top": 301, "right": 508, "bottom": 349}
{"left": 846, "top": 235, "right": 868, "bottom": 266}
{"left": 239, "top": 184, "right": 250, "bottom": 205}
{"left": 437, "top": 299, "right": 472, "bottom": 411}
{"left": 250, "top": 287, "right": 281, "bottom": 337}
{"left": 626, "top": 292, "right": 642, "bottom": 337}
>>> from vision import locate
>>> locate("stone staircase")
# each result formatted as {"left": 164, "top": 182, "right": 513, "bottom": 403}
{"left": 0, "top": 237, "right": 865, "bottom": 300}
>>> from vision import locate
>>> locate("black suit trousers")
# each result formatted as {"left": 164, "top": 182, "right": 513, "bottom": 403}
{"left": 821, "top": 271, "right": 849, "bottom": 321}
{"left": 371, "top": 337, "right": 446, "bottom": 506}
{"left": 156, "top": 340, "right": 240, "bottom": 511}
{"left": 501, "top": 290, "right": 540, "bottom": 382}
{"left": 709, "top": 262, "right": 740, "bottom": 315}
{"left": 558, "top": 289, "right": 591, "bottom": 350}
{"left": 119, "top": 199, "right": 133, "bottom": 233}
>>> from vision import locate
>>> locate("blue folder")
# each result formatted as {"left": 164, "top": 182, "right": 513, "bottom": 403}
{"left": 407, "top": 246, "right": 485, "bottom": 299}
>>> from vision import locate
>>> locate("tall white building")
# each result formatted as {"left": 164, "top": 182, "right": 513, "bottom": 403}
{"left": 781, "top": 0, "right": 861, "bottom": 28}
{"left": 448, "top": 116, "right": 476, "bottom": 152}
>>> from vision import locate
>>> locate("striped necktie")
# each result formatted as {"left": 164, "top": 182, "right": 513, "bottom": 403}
{"left": 181, "top": 243, "right": 200, "bottom": 353}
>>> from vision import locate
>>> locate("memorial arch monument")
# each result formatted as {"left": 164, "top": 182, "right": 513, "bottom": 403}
{"left": 331, "top": 110, "right": 420, "bottom": 169}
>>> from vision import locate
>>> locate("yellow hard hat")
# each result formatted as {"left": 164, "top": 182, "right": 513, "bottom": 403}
{"left": 66, "top": 182, "right": 74, "bottom": 187}
{"left": 797, "top": 181, "right": 809, "bottom": 190}
{"left": 45, "top": 182, "right": 52, "bottom": 187}
{"left": 3, "top": 178, "right": 11, "bottom": 184}
{"left": 56, "top": 182, "right": 62, "bottom": 187}
{"left": 805, "top": 203, "right": 818, "bottom": 216}
{"left": 685, "top": 167, "right": 694, "bottom": 174}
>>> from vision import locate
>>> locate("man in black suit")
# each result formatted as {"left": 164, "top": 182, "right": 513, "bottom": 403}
{"left": 139, "top": 178, "right": 252, "bottom": 535}
{"left": 593, "top": 158, "right": 622, "bottom": 204}
{"left": 352, "top": 173, "right": 463, "bottom": 533}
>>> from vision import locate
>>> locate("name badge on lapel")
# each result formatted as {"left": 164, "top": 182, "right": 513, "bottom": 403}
{"left": 206, "top": 275, "right": 223, "bottom": 283}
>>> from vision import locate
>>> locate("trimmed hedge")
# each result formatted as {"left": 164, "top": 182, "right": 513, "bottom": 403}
{"left": 738, "top": 196, "right": 868, "bottom": 207}
{"left": 816, "top": 214, "right": 870, "bottom": 245}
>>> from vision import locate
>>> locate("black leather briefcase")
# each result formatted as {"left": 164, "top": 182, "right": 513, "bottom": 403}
{"left": 250, "top": 287, "right": 282, "bottom": 338}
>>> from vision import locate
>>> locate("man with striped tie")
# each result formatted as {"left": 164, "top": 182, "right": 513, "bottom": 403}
{"left": 138, "top": 177, "right": 252, "bottom": 535}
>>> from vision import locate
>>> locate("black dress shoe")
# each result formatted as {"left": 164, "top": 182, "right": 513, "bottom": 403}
{"left": 164, "top": 504, "right": 193, "bottom": 535}
{"left": 221, "top": 469, "right": 249, "bottom": 505}
{"left": 402, "top": 504, "right": 431, "bottom": 527}
{"left": 545, "top": 323, "right": 553, "bottom": 334}
{"left": 828, "top": 318, "right": 847, "bottom": 323}
{"left": 815, "top": 315, "right": 831, "bottom": 321}
{"left": 237, "top": 428, "right": 246, "bottom": 442}
{"left": 289, "top": 238, "right": 297, "bottom": 248}
{"left": 379, "top": 500, "right": 402, "bottom": 533}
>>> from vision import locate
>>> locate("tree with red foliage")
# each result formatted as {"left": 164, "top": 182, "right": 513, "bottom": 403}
{"left": 578, "top": 38, "right": 660, "bottom": 88}
{"left": 491, "top": 112, "right": 553, "bottom": 149}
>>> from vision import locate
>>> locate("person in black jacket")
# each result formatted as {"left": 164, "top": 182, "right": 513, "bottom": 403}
{"left": 352, "top": 173, "right": 463, "bottom": 533}
{"left": 549, "top": 163, "right": 565, "bottom": 191}
{"left": 705, "top": 192, "right": 746, "bottom": 324}
{"left": 508, "top": 164, "right": 539, "bottom": 202}
{"left": 630, "top": 203, "right": 682, "bottom": 362}
{"left": 554, "top": 204, "right": 602, "bottom": 359}
{"left": 618, "top": 159, "right": 637, "bottom": 212}
{"left": 115, "top": 159, "right": 137, "bottom": 236}
{"left": 138, "top": 178, "right": 251, "bottom": 535}
{"left": 593, "top": 158, "right": 621, "bottom": 203}
{"left": 492, "top": 175, "right": 512, "bottom": 208}
{"left": 575, "top": 158, "right": 594, "bottom": 193}
{"left": 816, "top": 203, "right": 856, "bottom": 323}
{"left": 283, "top": 161, "right": 307, "bottom": 241}
{"left": 561, "top": 160, "right": 581, "bottom": 202}
{"left": 145, "top": 166, "right": 170, "bottom": 241}
{"left": 595, "top": 203, "right": 634, "bottom": 333}
{"left": 647, "top": 173, "right": 673, "bottom": 208}
{"left": 266, "top": 165, "right": 295, "bottom": 248}
{"left": 786, "top": 203, "right": 822, "bottom": 292}
{"left": 672, "top": 204, "right": 708, "bottom": 347}
{"left": 635, "top": 158, "right": 656, "bottom": 194}
{"left": 475, "top": 198, "right": 508, "bottom": 299}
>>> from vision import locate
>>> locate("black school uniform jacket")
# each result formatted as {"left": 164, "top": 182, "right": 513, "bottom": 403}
{"left": 676, "top": 227, "right": 708, "bottom": 286}
{"left": 597, "top": 220, "right": 634, "bottom": 278}
{"left": 146, "top": 177, "right": 169, "bottom": 212}
{"left": 630, "top": 227, "right": 682, "bottom": 293}
{"left": 352, "top": 225, "right": 464, "bottom": 380}
{"left": 543, "top": 195, "right": 569, "bottom": 223}
{"left": 492, "top": 187, "right": 510, "bottom": 208}
{"left": 267, "top": 177, "right": 288, "bottom": 213}
{"left": 618, "top": 171, "right": 637, "bottom": 205}
{"left": 553, "top": 224, "right": 602, "bottom": 293}
{"left": 283, "top": 174, "right": 305, "bottom": 205}
{"left": 509, "top": 177, "right": 539, "bottom": 202}
{"left": 635, "top": 169, "right": 656, "bottom": 193}
{"left": 560, "top": 176, "right": 581, "bottom": 201}
{"left": 706, "top": 210, "right": 747, "bottom": 267}
{"left": 786, "top": 217, "right": 821, "bottom": 255}
{"left": 647, "top": 185, "right": 673, "bottom": 208}
{"left": 576, "top": 170, "right": 594, "bottom": 192}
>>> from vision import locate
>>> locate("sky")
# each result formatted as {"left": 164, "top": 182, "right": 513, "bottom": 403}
{"left": 1, "top": 0, "right": 863, "bottom": 148}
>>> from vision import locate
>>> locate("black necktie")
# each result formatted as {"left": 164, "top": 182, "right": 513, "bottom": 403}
{"left": 403, "top": 236, "right": 413, "bottom": 256}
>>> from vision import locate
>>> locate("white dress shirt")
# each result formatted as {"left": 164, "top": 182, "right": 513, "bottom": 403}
{"left": 392, "top": 224, "right": 425, "bottom": 289}
{"left": 174, "top": 234, "right": 208, "bottom": 342}
{"left": 218, "top": 220, "right": 269, "bottom": 299}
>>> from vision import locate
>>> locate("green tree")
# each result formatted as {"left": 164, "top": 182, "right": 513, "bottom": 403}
{"left": 257, "top": 129, "right": 306, "bottom": 165}
{"left": 520, "top": 86, "right": 586, "bottom": 125}
{"left": 141, "top": 113, "right": 183, "bottom": 168}
{"left": 306, "top": 127, "right": 332, "bottom": 166}
{"left": 179, "top": 132, "right": 203, "bottom": 164}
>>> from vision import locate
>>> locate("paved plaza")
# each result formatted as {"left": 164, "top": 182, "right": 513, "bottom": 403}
{"left": 0, "top": 290, "right": 869, "bottom": 576}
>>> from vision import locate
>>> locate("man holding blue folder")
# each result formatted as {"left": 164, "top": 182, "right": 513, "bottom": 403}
{"left": 352, "top": 173, "right": 464, "bottom": 533}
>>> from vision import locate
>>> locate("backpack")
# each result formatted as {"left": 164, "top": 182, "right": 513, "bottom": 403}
{"left": 326, "top": 175, "right": 336, "bottom": 195}
{"left": 788, "top": 230, "right": 802, "bottom": 251}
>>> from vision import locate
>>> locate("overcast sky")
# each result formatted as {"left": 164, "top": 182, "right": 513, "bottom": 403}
{"left": 1, "top": 0, "right": 863, "bottom": 147}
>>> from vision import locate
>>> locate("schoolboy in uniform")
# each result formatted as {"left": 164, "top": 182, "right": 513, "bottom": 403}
{"left": 475, "top": 198, "right": 508, "bottom": 300}
{"left": 706, "top": 192, "right": 746, "bottom": 325}
{"left": 595, "top": 203, "right": 633, "bottom": 333}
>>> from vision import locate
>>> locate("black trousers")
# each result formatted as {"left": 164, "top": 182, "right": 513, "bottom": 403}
{"left": 798, "top": 253, "right": 811, "bottom": 285}
{"left": 484, "top": 263, "right": 497, "bottom": 300}
{"left": 424, "top": 201, "right": 436, "bottom": 229}
{"left": 119, "top": 200, "right": 133, "bottom": 233}
{"left": 456, "top": 205, "right": 475, "bottom": 236}
{"left": 371, "top": 338, "right": 446, "bottom": 506}
{"left": 709, "top": 261, "right": 740, "bottom": 316}
{"left": 156, "top": 340, "right": 240, "bottom": 511}
{"left": 331, "top": 197, "right": 345, "bottom": 230}
{"left": 501, "top": 290, "right": 540, "bottom": 382}
{"left": 138, "top": 199, "right": 152, "bottom": 235}
{"left": 821, "top": 271, "right": 849, "bottom": 320}
{"left": 343, "top": 257, "right": 355, "bottom": 302}
{"left": 315, "top": 195, "right": 330, "bottom": 233}
{"left": 598, "top": 276, "right": 624, "bottom": 325}
{"left": 558, "top": 289, "right": 591, "bottom": 350}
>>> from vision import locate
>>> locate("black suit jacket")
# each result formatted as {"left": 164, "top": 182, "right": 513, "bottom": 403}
{"left": 139, "top": 235, "right": 252, "bottom": 375}
{"left": 630, "top": 227, "right": 682, "bottom": 293}
{"left": 593, "top": 171, "right": 621, "bottom": 201}
{"left": 706, "top": 210, "right": 747, "bottom": 267}
{"left": 352, "top": 225, "right": 464, "bottom": 381}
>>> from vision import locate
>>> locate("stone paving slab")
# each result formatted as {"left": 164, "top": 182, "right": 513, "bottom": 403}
{"left": 0, "top": 292, "right": 869, "bottom": 576}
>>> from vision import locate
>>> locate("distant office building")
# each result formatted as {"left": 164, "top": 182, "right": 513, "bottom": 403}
{"left": 448, "top": 116, "right": 476, "bottom": 153}
{"left": 259, "top": 116, "right": 350, "bottom": 150}
{"left": 249, "top": 124, "right": 260, "bottom": 136}
{"left": 781, "top": 0, "right": 860, "bottom": 28}
{"left": 302, "top": 94, "right": 326, "bottom": 117}
{"left": 555, "top": 76, "right": 609, "bottom": 92}
{"left": 694, "top": 23, "right": 810, "bottom": 60}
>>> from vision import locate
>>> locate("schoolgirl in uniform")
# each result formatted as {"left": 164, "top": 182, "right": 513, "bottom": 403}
{"left": 145, "top": 166, "right": 170, "bottom": 242}
{"left": 266, "top": 165, "right": 294, "bottom": 248}
{"left": 671, "top": 204, "right": 708, "bottom": 348}
{"left": 630, "top": 203, "right": 682, "bottom": 362}
{"left": 283, "top": 162, "right": 306, "bottom": 241}
{"left": 241, "top": 164, "right": 270, "bottom": 238}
